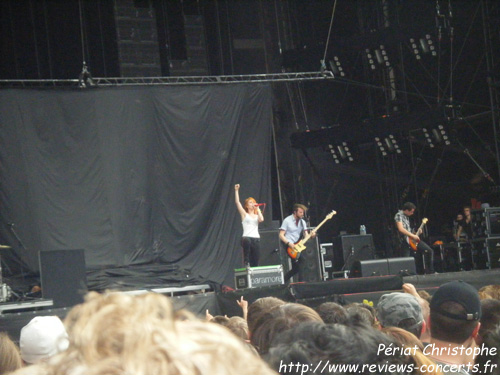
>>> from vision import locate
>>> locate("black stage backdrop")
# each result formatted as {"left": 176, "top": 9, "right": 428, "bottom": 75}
{"left": 0, "top": 84, "right": 273, "bottom": 287}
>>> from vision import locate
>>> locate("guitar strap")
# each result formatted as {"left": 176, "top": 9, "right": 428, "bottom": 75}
{"left": 300, "top": 218, "right": 308, "bottom": 238}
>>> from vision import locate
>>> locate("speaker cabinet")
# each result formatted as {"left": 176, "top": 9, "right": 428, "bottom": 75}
{"left": 351, "top": 257, "right": 416, "bottom": 277}
{"left": 259, "top": 230, "right": 283, "bottom": 266}
{"left": 297, "top": 236, "right": 322, "bottom": 283}
{"left": 387, "top": 257, "right": 416, "bottom": 276}
{"left": 333, "top": 234, "right": 375, "bottom": 272}
{"left": 258, "top": 230, "right": 322, "bottom": 283}
{"left": 350, "top": 259, "right": 389, "bottom": 277}
{"left": 39, "top": 249, "right": 87, "bottom": 308}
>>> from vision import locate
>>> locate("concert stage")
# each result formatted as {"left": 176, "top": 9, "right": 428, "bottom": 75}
{"left": 1, "top": 267, "right": 498, "bottom": 343}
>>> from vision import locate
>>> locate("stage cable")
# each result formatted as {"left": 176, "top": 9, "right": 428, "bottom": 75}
{"left": 273, "top": 0, "right": 283, "bottom": 55}
{"left": 436, "top": 0, "right": 443, "bottom": 103}
{"left": 78, "top": 0, "right": 86, "bottom": 67}
{"left": 448, "top": 0, "right": 455, "bottom": 119}
{"left": 224, "top": 0, "right": 235, "bottom": 75}
{"left": 481, "top": 0, "right": 500, "bottom": 182}
{"left": 29, "top": 0, "right": 42, "bottom": 79}
{"left": 321, "top": 0, "right": 339, "bottom": 71}
{"left": 97, "top": 2, "right": 107, "bottom": 77}
{"left": 439, "top": 1, "right": 482, "bottom": 114}
{"left": 214, "top": 1, "right": 225, "bottom": 75}
{"left": 42, "top": 0, "right": 53, "bottom": 79}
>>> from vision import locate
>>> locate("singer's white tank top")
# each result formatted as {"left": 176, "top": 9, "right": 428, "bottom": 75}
{"left": 242, "top": 213, "right": 260, "bottom": 238}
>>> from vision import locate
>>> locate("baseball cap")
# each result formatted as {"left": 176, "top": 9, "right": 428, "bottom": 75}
{"left": 430, "top": 280, "right": 481, "bottom": 321}
{"left": 20, "top": 316, "right": 69, "bottom": 364}
{"left": 377, "top": 292, "right": 423, "bottom": 328}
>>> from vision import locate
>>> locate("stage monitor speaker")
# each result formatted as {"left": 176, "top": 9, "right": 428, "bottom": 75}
{"left": 387, "top": 257, "right": 416, "bottom": 276}
{"left": 297, "top": 236, "right": 322, "bottom": 283}
{"left": 259, "top": 230, "right": 283, "bottom": 267}
{"left": 350, "top": 259, "right": 389, "bottom": 278}
{"left": 39, "top": 249, "right": 87, "bottom": 308}
{"left": 258, "top": 229, "right": 291, "bottom": 278}
{"left": 333, "top": 234, "right": 375, "bottom": 272}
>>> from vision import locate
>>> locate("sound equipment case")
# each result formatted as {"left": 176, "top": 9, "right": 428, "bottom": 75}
{"left": 470, "top": 237, "right": 500, "bottom": 269}
{"left": 471, "top": 207, "right": 500, "bottom": 238}
{"left": 234, "top": 265, "right": 284, "bottom": 289}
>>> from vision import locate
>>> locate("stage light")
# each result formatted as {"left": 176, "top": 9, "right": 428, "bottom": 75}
{"left": 365, "top": 49, "right": 376, "bottom": 70}
{"left": 375, "top": 137, "right": 388, "bottom": 156}
{"left": 422, "top": 128, "right": 435, "bottom": 148}
{"left": 432, "top": 128, "right": 442, "bottom": 143}
{"left": 437, "top": 124, "right": 451, "bottom": 145}
{"left": 410, "top": 38, "right": 421, "bottom": 60}
{"left": 329, "top": 56, "right": 346, "bottom": 77}
{"left": 380, "top": 45, "right": 391, "bottom": 67}
{"left": 410, "top": 34, "right": 436, "bottom": 60}
{"left": 328, "top": 142, "right": 353, "bottom": 163}
{"left": 424, "top": 34, "right": 437, "bottom": 56}
{"left": 384, "top": 137, "right": 394, "bottom": 151}
{"left": 328, "top": 144, "right": 341, "bottom": 164}
{"left": 388, "top": 134, "right": 401, "bottom": 154}
{"left": 382, "top": 135, "right": 401, "bottom": 154}
{"left": 339, "top": 142, "right": 354, "bottom": 161}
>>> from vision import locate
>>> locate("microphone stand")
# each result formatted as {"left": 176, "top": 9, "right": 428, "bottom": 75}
{"left": 341, "top": 246, "right": 355, "bottom": 276}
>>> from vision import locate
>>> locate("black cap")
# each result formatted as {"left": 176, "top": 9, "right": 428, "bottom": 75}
{"left": 430, "top": 280, "right": 481, "bottom": 321}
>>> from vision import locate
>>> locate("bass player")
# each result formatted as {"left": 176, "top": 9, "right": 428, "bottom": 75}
{"left": 394, "top": 202, "right": 435, "bottom": 274}
{"left": 279, "top": 203, "right": 315, "bottom": 283}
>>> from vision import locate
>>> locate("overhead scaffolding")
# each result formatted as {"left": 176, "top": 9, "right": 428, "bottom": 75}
{"left": 0, "top": 71, "right": 335, "bottom": 88}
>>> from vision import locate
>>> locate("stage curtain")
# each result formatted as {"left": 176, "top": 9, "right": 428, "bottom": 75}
{"left": 0, "top": 84, "right": 273, "bottom": 286}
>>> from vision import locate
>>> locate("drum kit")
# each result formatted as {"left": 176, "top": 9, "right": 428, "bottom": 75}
{"left": 0, "top": 244, "right": 13, "bottom": 302}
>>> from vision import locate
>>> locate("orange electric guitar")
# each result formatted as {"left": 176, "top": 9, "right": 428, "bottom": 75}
{"left": 408, "top": 218, "right": 428, "bottom": 251}
{"left": 287, "top": 210, "right": 336, "bottom": 260}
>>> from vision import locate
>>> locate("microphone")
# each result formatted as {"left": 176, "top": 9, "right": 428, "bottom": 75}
{"left": 7, "top": 222, "right": 14, "bottom": 227}
{"left": 254, "top": 203, "right": 266, "bottom": 207}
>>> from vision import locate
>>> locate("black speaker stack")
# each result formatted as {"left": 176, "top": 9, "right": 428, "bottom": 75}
{"left": 297, "top": 236, "right": 322, "bottom": 282}
{"left": 39, "top": 249, "right": 88, "bottom": 308}
{"left": 350, "top": 257, "right": 416, "bottom": 278}
{"left": 331, "top": 234, "right": 375, "bottom": 272}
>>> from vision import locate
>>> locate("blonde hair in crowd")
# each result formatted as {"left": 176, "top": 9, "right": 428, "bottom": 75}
{"left": 10, "top": 291, "right": 275, "bottom": 375}
{"left": 478, "top": 284, "right": 500, "bottom": 300}
{"left": 0, "top": 332, "right": 23, "bottom": 374}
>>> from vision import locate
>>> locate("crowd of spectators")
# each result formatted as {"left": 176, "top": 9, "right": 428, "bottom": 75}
{"left": 1, "top": 281, "right": 499, "bottom": 375}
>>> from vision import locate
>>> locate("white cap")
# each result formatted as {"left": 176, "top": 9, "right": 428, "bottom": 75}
{"left": 20, "top": 316, "right": 69, "bottom": 364}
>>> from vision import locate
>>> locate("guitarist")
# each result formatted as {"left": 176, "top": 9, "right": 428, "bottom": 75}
{"left": 394, "top": 202, "right": 434, "bottom": 274}
{"left": 279, "top": 203, "right": 316, "bottom": 283}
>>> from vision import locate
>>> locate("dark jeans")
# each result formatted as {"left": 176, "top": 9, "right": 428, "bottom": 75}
{"left": 242, "top": 237, "right": 260, "bottom": 267}
{"left": 284, "top": 255, "right": 304, "bottom": 283}
{"left": 401, "top": 240, "right": 435, "bottom": 274}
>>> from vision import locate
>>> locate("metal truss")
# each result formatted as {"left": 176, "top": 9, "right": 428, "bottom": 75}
{"left": 0, "top": 79, "right": 80, "bottom": 88}
{"left": 0, "top": 71, "right": 335, "bottom": 88}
